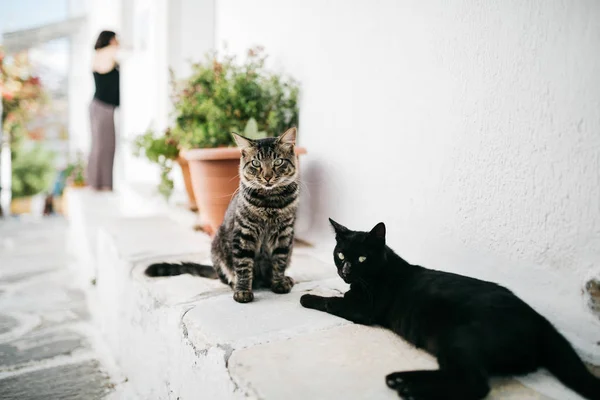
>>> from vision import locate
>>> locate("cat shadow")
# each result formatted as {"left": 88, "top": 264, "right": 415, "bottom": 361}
{"left": 297, "top": 159, "right": 334, "bottom": 236}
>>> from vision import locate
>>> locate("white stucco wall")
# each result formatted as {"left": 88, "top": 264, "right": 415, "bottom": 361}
{"left": 169, "top": 0, "right": 215, "bottom": 80}
{"left": 215, "top": 0, "right": 600, "bottom": 277}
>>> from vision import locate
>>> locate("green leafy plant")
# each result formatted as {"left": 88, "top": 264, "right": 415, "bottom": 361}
{"left": 11, "top": 142, "right": 55, "bottom": 199}
{"left": 169, "top": 46, "right": 299, "bottom": 149}
{"left": 64, "top": 153, "right": 86, "bottom": 187}
{"left": 132, "top": 127, "right": 179, "bottom": 199}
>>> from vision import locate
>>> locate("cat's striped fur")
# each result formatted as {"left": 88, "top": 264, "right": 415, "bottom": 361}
{"left": 145, "top": 128, "right": 299, "bottom": 303}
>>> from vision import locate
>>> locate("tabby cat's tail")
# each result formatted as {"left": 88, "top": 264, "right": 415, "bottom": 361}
{"left": 145, "top": 262, "right": 218, "bottom": 279}
{"left": 542, "top": 323, "right": 600, "bottom": 400}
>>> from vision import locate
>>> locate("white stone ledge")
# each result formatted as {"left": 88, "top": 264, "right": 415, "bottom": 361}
{"left": 67, "top": 190, "right": 592, "bottom": 400}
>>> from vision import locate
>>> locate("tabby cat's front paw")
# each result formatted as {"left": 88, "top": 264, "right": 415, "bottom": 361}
{"left": 271, "top": 276, "right": 294, "bottom": 294}
{"left": 233, "top": 290, "right": 254, "bottom": 303}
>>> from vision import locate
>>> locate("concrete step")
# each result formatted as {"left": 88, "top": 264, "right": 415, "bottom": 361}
{"left": 66, "top": 189, "right": 593, "bottom": 400}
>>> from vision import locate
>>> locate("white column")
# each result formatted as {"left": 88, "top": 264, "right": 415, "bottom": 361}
{"left": 0, "top": 132, "right": 11, "bottom": 216}
{"left": 168, "top": 0, "right": 215, "bottom": 80}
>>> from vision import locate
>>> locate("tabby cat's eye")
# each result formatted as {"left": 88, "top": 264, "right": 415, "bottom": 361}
{"left": 251, "top": 160, "right": 261, "bottom": 168}
{"left": 338, "top": 252, "right": 345, "bottom": 260}
{"left": 358, "top": 256, "right": 367, "bottom": 263}
{"left": 274, "top": 158, "right": 284, "bottom": 166}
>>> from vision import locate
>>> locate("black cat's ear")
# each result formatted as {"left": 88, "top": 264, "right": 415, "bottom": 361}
{"left": 232, "top": 132, "right": 255, "bottom": 149}
{"left": 329, "top": 218, "right": 349, "bottom": 237}
{"left": 369, "top": 222, "right": 386, "bottom": 241}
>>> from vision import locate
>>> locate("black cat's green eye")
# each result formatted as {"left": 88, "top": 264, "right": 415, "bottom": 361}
{"left": 274, "top": 158, "right": 284, "bottom": 166}
{"left": 251, "top": 160, "right": 261, "bottom": 168}
{"left": 338, "top": 252, "right": 345, "bottom": 260}
{"left": 358, "top": 256, "right": 367, "bottom": 263}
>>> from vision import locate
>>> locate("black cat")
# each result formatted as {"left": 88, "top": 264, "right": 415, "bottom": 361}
{"left": 300, "top": 219, "right": 600, "bottom": 400}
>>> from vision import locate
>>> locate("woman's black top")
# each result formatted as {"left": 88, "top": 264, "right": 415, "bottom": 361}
{"left": 93, "top": 66, "right": 120, "bottom": 106}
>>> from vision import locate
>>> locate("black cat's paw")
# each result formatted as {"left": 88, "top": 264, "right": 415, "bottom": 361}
{"left": 271, "top": 276, "right": 294, "bottom": 294}
{"left": 386, "top": 372, "right": 405, "bottom": 390}
{"left": 233, "top": 290, "right": 254, "bottom": 303}
{"left": 385, "top": 372, "right": 429, "bottom": 400}
{"left": 300, "top": 293, "right": 325, "bottom": 309}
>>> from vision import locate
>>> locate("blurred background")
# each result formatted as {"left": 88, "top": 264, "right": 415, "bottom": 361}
{"left": 1, "top": 0, "right": 598, "bottom": 285}
{"left": 0, "top": 1, "right": 599, "bottom": 398}
{"left": 0, "top": 0, "right": 71, "bottom": 215}
{"left": 1, "top": 0, "right": 599, "bottom": 314}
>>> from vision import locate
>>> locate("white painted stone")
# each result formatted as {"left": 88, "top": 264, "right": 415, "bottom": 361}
{"left": 65, "top": 188, "right": 121, "bottom": 285}
{"left": 92, "top": 225, "right": 242, "bottom": 400}
{"left": 133, "top": 254, "right": 228, "bottom": 307}
{"left": 86, "top": 211, "right": 354, "bottom": 398}
{"left": 287, "top": 249, "right": 338, "bottom": 283}
{"left": 183, "top": 281, "right": 350, "bottom": 350}
{"left": 229, "top": 324, "right": 564, "bottom": 400}
{"left": 67, "top": 191, "right": 586, "bottom": 400}
{"left": 229, "top": 325, "right": 435, "bottom": 400}
{"left": 99, "top": 215, "right": 211, "bottom": 263}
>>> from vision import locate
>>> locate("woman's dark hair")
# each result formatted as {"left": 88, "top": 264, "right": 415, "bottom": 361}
{"left": 94, "top": 31, "right": 117, "bottom": 50}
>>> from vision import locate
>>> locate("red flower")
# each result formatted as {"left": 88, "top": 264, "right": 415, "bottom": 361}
{"left": 2, "top": 90, "right": 14, "bottom": 101}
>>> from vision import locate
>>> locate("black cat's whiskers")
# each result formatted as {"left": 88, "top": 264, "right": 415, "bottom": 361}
{"left": 228, "top": 172, "right": 240, "bottom": 183}
{"left": 297, "top": 180, "right": 312, "bottom": 199}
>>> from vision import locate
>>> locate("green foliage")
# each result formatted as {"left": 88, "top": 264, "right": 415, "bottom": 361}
{"left": 64, "top": 153, "right": 86, "bottom": 186}
{"left": 11, "top": 143, "right": 55, "bottom": 198}
{"left": 243, "top": 118, "right": 267, "bottom": 140}
{"left": 170, "top": 46, "right": 299, "bottom": 149}
{"left": 132, "top": 128, "right": 179, "bottom": 199}
{"left": 132, "top": 128, "right": 179, "bottom": 162}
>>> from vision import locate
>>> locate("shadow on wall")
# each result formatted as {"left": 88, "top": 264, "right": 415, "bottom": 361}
{"left": 297, "top": 159, "right": 334, "bottom": 240}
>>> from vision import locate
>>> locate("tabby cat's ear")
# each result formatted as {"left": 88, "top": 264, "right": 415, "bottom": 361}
{"left": 329, "top": 218, "right": 349, "bottom": 237}
{"left": 277, "top": 127, "right": 297, "bottom": 145}
{"left": 232, "top": 132, "right": 255, "bottom": 149}
{"left": 369, "top": 222, "right": 386, "bottom": 242}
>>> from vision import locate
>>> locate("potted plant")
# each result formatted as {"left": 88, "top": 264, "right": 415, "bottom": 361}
{"left": 56, "top": 153, "right": 87, "bottom": 217}
{"left": 10, "top": 143, "right": 55, "bottom": 214}
{"left": 132, "top": 127, "right": 197, "bottom": 211}
{"left": 1, "top": 48, "right": 46, "bottom": 216}
{"left": 64, "top": 153, "right": 87, "bottom": 188}
{"left": 170, "top": 46, "right": 305, "bottom": 234}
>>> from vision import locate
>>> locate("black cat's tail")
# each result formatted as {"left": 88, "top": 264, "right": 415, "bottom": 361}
{"left": 145, "top": 262, "right": 218, "bottom": 279}
{"left": 541, "top": 323, "right": 600, "bottom": 400}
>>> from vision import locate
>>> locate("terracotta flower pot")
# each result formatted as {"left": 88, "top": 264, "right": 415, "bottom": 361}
{"left": 10, "top": 197, "right": 32, "bottom": 215}
{"left": 182, "top": 146, "right": 307, "bottom": 236}
{"left": 176, "top": 156, "right": 198, "bottom": 212}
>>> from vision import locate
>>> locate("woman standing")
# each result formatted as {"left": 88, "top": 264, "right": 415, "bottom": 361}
{"left": 88, "top": 31, "right": 120, "bottom": 191}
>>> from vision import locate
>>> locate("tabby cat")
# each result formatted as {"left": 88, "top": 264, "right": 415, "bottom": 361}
{"left": 146, "top": 128, "right": 299, "bottom": 303}
{"left": 300, "top": 219, "right": 600, "bottom": 400}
